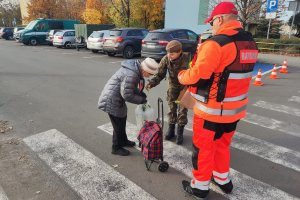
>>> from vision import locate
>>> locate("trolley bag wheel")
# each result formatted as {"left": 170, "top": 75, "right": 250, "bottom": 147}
{"left": 158, "top": 161, "right": 169, "bottom": 172}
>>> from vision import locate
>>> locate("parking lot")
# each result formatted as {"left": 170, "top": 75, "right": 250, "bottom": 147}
{"left": 1, "top": 39, "right": 300, "bottom": 200}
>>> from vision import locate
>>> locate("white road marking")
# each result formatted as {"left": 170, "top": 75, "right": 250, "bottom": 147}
{"left": 82, "top": 55, "right": 106, "bottom": 59}
{"left": 98, "top": 122, "right": 297, "bottom": 200}
{"left": 0, "top": 185, "right": 9, "bottom": 200}
{"left": 289, "top": 96, "right": 300, "bottom": 103}
{"left": 260, "top": 66, "right": 282, "bottom": 76}
{"left": 23, "top": 129, "right": 157, "bottom": 200}
{"left": 232, "top": 131, "right": 300, "bottom": 172}
{"left": 242, "top": 112, "right": 300, "bottom": 138}
{"left": 109, "top": 61, "right": 123, "bottom": 64}
{"left": 166, "top": 118, "right": 300, "bottom": 172}
{"left": 62, "top": 52, "right": 79, "bottom": 55}
{"left": 253, "top": 101, "right": 300, "bottom": 117}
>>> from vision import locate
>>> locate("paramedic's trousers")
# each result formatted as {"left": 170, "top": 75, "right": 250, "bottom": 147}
{"left": 191, "top": 114, "right": 238, "bottom": 190}
{"left": 109, "top": 114, "right": 128, "bottom": 150}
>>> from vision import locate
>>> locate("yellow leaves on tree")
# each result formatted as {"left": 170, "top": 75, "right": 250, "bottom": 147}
{"left": 82, "top": 9, "right": 103, "bottom": 24}
{"left": 82, "top": 0, "right": 108, "bottom": 24}
{"left": 26, "top": 0, "right": 59, "bottom": 21}
{"left": 132, "top": 0, "right": 164, "bottom": 29}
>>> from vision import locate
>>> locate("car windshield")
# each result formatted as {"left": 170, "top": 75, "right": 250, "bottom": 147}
{"left": 55, "top": 32, "right": 63, "bottom": 36}
{"left": 109, "top": 30, "right": 122, "bottom": 37}
{"left": 25, "top": 21, "right": 37, "bottom": 30}
{"left": 90, "top": 31, "right": 103, "bottom": 38}
{"left": 144, "top": 32, "right": 167, "bottom": 40}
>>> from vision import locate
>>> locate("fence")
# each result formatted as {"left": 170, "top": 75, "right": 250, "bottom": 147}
{"left": 255, "top": 40, "right": 300, "bottom": 54}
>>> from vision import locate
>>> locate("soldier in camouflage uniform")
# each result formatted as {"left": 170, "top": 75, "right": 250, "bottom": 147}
{"left": 146, "top": 40, "right": 189, "bottom": 145}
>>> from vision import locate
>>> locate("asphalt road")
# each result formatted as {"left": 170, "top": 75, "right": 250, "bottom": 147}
{"left": 0, "top": 39, "right": 299, "bottom": 200}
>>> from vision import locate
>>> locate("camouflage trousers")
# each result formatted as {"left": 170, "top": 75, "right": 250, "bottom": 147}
{"left": 167, "top": 87, "right": 188, "bottom": 126}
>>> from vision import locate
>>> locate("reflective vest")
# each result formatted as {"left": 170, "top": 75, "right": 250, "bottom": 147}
{"left": 190, "top": 29, "right": 258, "bottom": 123}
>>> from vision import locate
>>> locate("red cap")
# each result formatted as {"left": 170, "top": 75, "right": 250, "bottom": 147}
{"left": 204, "top": 2, "right": 238, "bottom": 23}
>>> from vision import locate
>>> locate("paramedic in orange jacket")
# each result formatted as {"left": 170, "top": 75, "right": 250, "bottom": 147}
{"left": 179, "top": 2, "right": 258, "bottom": 198}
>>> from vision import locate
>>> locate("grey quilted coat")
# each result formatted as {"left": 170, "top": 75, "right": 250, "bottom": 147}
{"left": 98, "top": 60, "right": 146, "bottom": 118}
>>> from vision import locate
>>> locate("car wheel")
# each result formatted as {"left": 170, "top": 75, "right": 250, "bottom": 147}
{"left": 123, "top": 46, "right": 134, "bottom": 59}
{"left": 92, "top": 50, "right": 99, "bottom": 53}
{"left": 64, "top": 41, "right": 71, "bottom": 48}
{"left": 107, "top": 52, "right": 116, "bottom": 57}
{"left": 29, "top": 38, "right": 38, "bottom": 46}
{"left": 8, "top": 36, "right": 13, "bottom": 40}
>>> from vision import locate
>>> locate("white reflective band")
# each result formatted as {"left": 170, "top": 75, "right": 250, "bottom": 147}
{"left": 229, "top": 72, "right": 252, "bottom": 79}
{"left": 213, "top": 171, "right": 229, "bottom": 179}
{"left": 223, "top": 93, "right": 248, "bottom": 102}
{"left": 213, "top": 178, "right": 230, "bottom": 185}
{"left": 191, "top": 180, "right": 210, "bottom": 190}
{"left": 190, "top": 93, "right": 206, "bottom": 102}
{"left": 195, "top": 103, "right": 247, "bottom": 115}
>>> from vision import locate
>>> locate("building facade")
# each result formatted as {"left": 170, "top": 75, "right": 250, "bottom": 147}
{"left": 19, "top": 0, "right": 30, "bottom": 24}
{"left": 165, "top": 0, "right": 211, "bottom": 34}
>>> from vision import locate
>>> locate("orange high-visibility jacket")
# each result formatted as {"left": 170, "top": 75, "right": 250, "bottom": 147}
{"left": 178, "top": 21, "right": 258, "bottom": 123}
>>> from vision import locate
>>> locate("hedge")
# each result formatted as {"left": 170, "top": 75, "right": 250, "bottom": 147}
{"left": 254, "top": 38, "right": 300, "bottom": 54}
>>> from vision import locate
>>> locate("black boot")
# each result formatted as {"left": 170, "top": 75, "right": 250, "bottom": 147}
{"left": 212, "top": 179, "right": 233, "bottom": 194}
{"left": 165, "top": 124, "right": 175, "bottom": 140}
{"left": 182, "top": 180, "right": 209, "bottom": 198}
{"left": 111, "top": 147, "right": 130, "bottom": 156}
{"left": 176, "top": 125, "right": 184, "bottom": 145}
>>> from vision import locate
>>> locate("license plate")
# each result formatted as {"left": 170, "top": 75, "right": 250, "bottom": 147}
{"left": 146, "top": 43, "right": 156, "bottom": 48}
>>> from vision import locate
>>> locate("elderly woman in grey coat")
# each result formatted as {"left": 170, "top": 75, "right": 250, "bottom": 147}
{"left": 98, "top": 58, "right": 159, "bottom": 156}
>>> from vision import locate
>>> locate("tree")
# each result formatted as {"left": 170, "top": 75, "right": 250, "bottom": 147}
{"left": 108, "top": 0, "right": 131, "bottom": 27}
{"left": 0, "top": 1, "right": 21, "bottom": 26}
{"left": 288, "top": 12, "right": 300, "bottom": 37}
{"left": 131, "top": 0, "right": 164, "bottom": 29}
{"left": 255, "top": 13, "right": 282, "bottom": 39}
{"left": 82, "top": 0, "right": 107, "bottom": 24}
{"left": 25, "top": 0, "right": 60, "bottom": 21}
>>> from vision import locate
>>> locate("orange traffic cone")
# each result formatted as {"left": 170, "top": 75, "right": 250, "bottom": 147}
{"left": 269, "top": 64, "right": 278, "bottom": 79}
{"left": 252, "top": 69, "right": 264, "bottom": 86}
{"left": 279, "top": 59, "right": 288, "bottom": 74}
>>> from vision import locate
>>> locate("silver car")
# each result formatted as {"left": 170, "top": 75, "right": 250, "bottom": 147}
{"left": 87, "top": 30, "right": 110, "bottom": 53}
{"left": 53, "top": 30, "right": 75, "bottom": 48}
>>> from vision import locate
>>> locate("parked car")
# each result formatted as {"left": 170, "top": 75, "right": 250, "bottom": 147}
{"left": 20, "top": 18, "right": 79, "bottom": 45}
{"left": 103, "top": 27, "right": 149, "bottom": 59}
{"left": 141, "top": 28, "right": 199, "bottom": 60}
{"left": 46, "top": 29, "right": 60, "bottom": 46}
{"left": 13, "top": 27, "right": 25, "bottom": 39}
{"left": 53, "top": 30, "right": 76, "bottom": 48}
{"left": 87, "top": 30, "right": 110, "bottom": 53}
{"left": 0, "top": 27, "right": 14, "bottom": 40}
{"left": 199, "top": 30, "right": 212, "bottom": 44}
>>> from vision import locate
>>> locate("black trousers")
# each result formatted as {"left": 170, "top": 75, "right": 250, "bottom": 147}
{"left": 108, "top": 114, "right": 128, "bottom": 150}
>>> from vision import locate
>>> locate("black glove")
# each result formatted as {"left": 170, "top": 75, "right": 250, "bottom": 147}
{"left": 141, "top": 92, "right": 147, "bottom": 98}
{"left": 141, "top": 98, "right": 147, "bottom": 104}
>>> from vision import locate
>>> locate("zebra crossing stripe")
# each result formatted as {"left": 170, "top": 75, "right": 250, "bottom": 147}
{"left": 166, "top": 117, "right": 300, "bottom": 172}
{"left": 23, "top": 129, "right": 157, "bottom": 200}
{"left": 242, "top": 112, "right": 300, "bottom": 138}
{"left": 253, "top": 101, "right": 300, "bottom": 117}
{"left": 289, "top": 96, "right": 300, "bottom": 103}
{"left": 98, "top": 122, "right": 297, "bottom": 200}
{"left": 0, "top": 184, "right": 9, "bottom": 200}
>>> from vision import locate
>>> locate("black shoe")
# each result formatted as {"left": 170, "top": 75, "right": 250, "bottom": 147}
{"left": 124, "top": 140, "right": 136, "bottom": 147}
{"left": 212, "top": 179, "right": 233, "bottom": 194}
{"left": 176, "top": 125, "right": 185, "bottom": 145}
{"left": 182, "top": 180, "right": 209, "bottom": 199}
{"left": 111, "top": 147, "right": 130, "bottom": 156}
{"left": 165, "top": 124, "right": 175, "bottom": 140}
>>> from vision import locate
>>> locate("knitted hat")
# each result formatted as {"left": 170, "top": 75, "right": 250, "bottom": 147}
{"left": 141, "top": 57, "right": 159, "bottom": 75}
{"left": 166, "top": 40, "right": 182, "bottom": 53}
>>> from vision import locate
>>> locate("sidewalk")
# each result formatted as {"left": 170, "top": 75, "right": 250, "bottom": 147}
{"left": 258, "top": 53, "right": 299, "bottom": 68}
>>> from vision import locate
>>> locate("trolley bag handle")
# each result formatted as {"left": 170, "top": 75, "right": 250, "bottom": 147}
{"left": 157, "top": 98, "right": 164, "bottom": 128}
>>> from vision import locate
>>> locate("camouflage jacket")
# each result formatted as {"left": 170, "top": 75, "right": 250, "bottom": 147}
{"left": 148, "top": 52, "right": 190, "bottom": 89}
